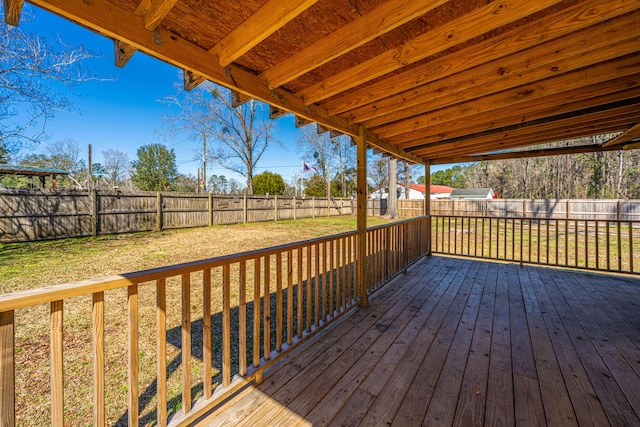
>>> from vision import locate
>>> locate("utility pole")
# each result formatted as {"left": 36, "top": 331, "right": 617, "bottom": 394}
{"left": 202, "top": 132, "right": 207, "bottom": 192}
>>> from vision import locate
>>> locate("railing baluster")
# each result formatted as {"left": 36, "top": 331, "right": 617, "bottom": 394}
{"left": 222, "top": 264, "right": 231, "bottom": 386}
{"left": 322, "top": 242, "right": 327, "bottom": 321}
{"left": 127, "top": 285, "right": 139, "bottom": 424}
{"left": 276, "top": 252, "right": 283, "bottom": 352}
{"left": 545, "top": 219, "right": 549, "bottom": 265}
{"left": 606, "top": 221, "right": 611, "bottom": 271}
{"left": 519, "top": 218, "right": 523, "bottom": 263}
{"left": 314, "top": 243, "right": 320, "bottom": 326}
{"left": 329, "top": 241, "right": 335, "bottom": 317}
{"left": 181, "top": 274, "right": 191, "bottom": 412}
{"left": 286, "top": 252, "right": 293, "bottom": 345}
{"left": 51, "top": 300, "right": 64, "bottom": 426}
{"left": 263, "top": 255, "right": 271, "bottom": 360}
{"left": 156, "top": 278, "right": 167, "bottom": 426}
{"left": 203, "top": 269, "right": 212, "bottom": 398}
{"left": 617, "top": 220, "right": 622, "bottom": 272}
{"left": 306, "top": 246, "right": 313, "bottom": 330}
{"left": 296, "top": 249, "right": 303, "bottom": 339}
{"left": 585, "top": 220, "right": 589, "bottom": 269}
{"left": 239, "top": 261, "right": 247, "bottom": 375}
{"left": 554, "top": 219, "right": 559, "bottom": 265}
{"left": 595, "top": 221, "right": 600, "bottom": 270}
{"left": 564, "top": 218, "right": 569, "bottom": 266}
{"left": 574, "top": 220, "right": 578, "bottom": 267}
{"left": 92, "top": 292, "right": 105, "bottom": 427}
{"left": 0, "top": 311, "right": 15, "bottom": 427}
{"left": 253, "top": 257, "right": 261, "bottom": 366}
{"left": 341, "top": 237, "right": 347, "bottom": 310}
{"left": 629, "top": 222, "right": 634, "bottom": 273}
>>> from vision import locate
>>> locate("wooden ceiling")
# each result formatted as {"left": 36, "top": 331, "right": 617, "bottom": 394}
{"left": 7, "top": 0, "right": 640, "bottom": 164}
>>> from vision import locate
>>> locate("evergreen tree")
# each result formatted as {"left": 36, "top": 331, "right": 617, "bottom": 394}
{"left": 131, "top": 144, "right": 178, "bottom": 191}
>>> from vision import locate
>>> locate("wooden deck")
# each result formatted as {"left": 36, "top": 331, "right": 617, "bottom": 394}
{"left": 199, "top": 256, "right": 640, "bottom": 426}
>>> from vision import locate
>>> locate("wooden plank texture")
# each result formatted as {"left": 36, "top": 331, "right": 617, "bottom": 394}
{"left": 203, "top": 257, "right": 640, "bottom": 426}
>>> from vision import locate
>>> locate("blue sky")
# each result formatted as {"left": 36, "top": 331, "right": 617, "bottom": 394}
{"left": 14, "top": 4, "right": 446, "bottom": 184}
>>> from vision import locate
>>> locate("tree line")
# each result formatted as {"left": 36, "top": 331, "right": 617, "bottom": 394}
{"left": 421, "top": 136, "right": 640, "bottom": 199}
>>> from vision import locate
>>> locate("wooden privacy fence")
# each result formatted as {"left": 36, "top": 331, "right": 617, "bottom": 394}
{"left": 432, "top": 215, "right": 639, "bottom": 275}
{"left": 0, "top": 217, "right": 428, "bottom": 426}
{"left": 0, "top": 189, "right": 354, "bottom": 242}
{"left": 411, "top": 198, "right": 640, "bottom": 220}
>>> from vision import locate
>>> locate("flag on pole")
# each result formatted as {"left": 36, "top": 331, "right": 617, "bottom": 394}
{"left": 302, "top": 161, "right": 319, "bottom": 174}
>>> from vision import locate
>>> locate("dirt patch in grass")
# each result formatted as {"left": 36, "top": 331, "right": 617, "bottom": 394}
{"left": 0, "top": 216, "right": 390, "bottom": 426}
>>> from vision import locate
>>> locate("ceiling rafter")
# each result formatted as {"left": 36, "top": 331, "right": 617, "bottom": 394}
{"left": 323, "top": 0, "right": 639, "bottom": 116}
{"left": 298, "top": 0, "right": 565, "bottom": 105}
{"left": 261, "top": 0, "right": 449, "bottom": 89}
{"left": 396, "top": 75, "right": 640, "bottom": 149}
{"left": 112, "top": 0, "right": 178, "bottom": 68}
{"left": 430, "top": 143, "right": 624, "bottom": 165}
{"left": 602, "top": 122, "right": 640, "bottom": 147}
{"left": 351, "top": 28, "right": 640, "bottom": 126}
{"left": 374, "top": 56, "right": 640, "bottom": 140}
{"left": 405, "top": 97, "right": 640, "bottom": 155}
{"left": 420, "top": 117, "right": 637, "bottom": 159}
{"left": 210, "top": 0, "right": 319, "bottom": 67}
{"left": 2, "top": 0, "right": 24, "bottom": 25}
{"left": 28, "top": 0, "right": 422, "bottom": 164}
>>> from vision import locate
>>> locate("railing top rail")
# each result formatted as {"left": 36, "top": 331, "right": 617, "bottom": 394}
{"left": 366, "top": 216, "right": 428, "bottom": 232}
{"left": 0, "top": 228, "right": 359, "bottom": 312}
{"left": 431, "top": 214, "right": 640, "bottom": 223}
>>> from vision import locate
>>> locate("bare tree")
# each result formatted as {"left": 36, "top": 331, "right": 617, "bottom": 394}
{"left": 163, "top": 82, "right": 275, "bottom": 195}
{"left": 297, "top": 126, "right": 335, "bottom": 197}
{"left": 102, "top": 148, "right": 129, "bottom": 188}
{"left": 0, "top": 9, "right": 100, "bottom": 154}
{"left": 368, "top": 155, "right": 388, "bottom": 193}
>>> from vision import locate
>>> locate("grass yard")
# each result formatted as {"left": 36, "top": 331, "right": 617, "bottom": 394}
{"left": 0, "top": 216, "right": 390, "bottom": 426}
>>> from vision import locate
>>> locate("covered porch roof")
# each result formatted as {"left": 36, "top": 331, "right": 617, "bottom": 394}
{"left": 6, "top": 0, "right": 640, "bottom": 164}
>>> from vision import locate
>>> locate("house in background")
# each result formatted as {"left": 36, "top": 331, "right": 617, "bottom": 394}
{"left": 371, "top": 184, "right": 454, "bottom": 200}
{"left": 450, "top": 188, "right": 495, "bottom": 199}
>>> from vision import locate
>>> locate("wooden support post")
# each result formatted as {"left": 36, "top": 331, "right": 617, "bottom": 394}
{"left": 0, "top": 310, "right": 15, "bottom": 427}
{"left": 293, "top": 196, "right": 296, "bottom": 220}
{"left": 156, "top": 192, "right": 163, "bottom": 231}
{"left": 425, "top": 163, "right": 432, "bottom": 256}
{"left": 357, "top": 125, "right": 368, "bottom": 307}
{"left": 3, "top": 0, "right": 24, "bottom": 26}
{"left": 208, "top": 192, "right": 214, "bottom": 227}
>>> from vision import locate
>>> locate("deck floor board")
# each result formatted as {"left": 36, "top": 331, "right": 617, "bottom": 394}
{"left": 201, "top": 257, "right": 640, "bottom": 426}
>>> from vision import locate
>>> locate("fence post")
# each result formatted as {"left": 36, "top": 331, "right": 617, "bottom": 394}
{"left": 90, "top": 189, "right": 99, "bottom": 237}
{"left": 208, "top": 192, "right": 214, "bottom": 227}
{"left": 293, "top": 196, "right": 296, "bottom": 220}
{"left": 274, "top": 195, "right": 278, "bottom": 222}
{"left": 312, "top": 197, "right": 315, "bottom": 218}
{"left": 243, "top": 190, "right": 247, "bottom": 224}
{"left": 523, "top": 199, "right": 527, "bottom": 218}
{"left": 617, "top": 199, "right": 622, "bottom": 221}
{"left": 566, "top": 200, "right": 570, "bottom": 220}
{"left": 156, "top": 191, "right": 163, "bottom": 231}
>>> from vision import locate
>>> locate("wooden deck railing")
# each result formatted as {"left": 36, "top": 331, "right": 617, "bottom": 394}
{"left": 432, "top": 215, "right": 639, "bottom": 274}
{"left": 0, "top": 217, "right": 429, "bottom": 426}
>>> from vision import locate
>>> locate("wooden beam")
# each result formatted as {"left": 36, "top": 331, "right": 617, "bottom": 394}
{"left": 295, "top": 115, "right": 312, "bottom": 128}
{"left": 261, "top": 0, "right": 448, "bottom": 88}
{"left": 28, "top": 0, "right": 422, "bottom": 163}
{"left": 269, "top": 105, "right": 287, "bottom": 119}
{"left": 329, "top": 130, "right": 342, "bottom": 139}
{"left": 396, "top": 76, "right": 640, "bottom": 149}
{"left": 355, "top": 31, "right": 640, "bottom": 127}
{"left": 430, "top": 143, "right": 623, "bottom": 165}
{"left": 374, "top": 56, "right": 640, "bottom": 139}
{"left": 356, "top": 125, "right": 368, "bottom": 307}
{"left": 210, "top": 0, "right": 318, "bottom": 67}
{"left": 624, "top": 140, "right": 640, "bottom": 150}
{"left": 140, "top": 0, "right": 178, "bottom": 30}
{"left": 406, "top": 96, "right": 640, "bottom": 155}
{"left": 316, "top": 124, "right": 330, "bottom": 134}
{"left": 114, "top": 39, "right": 137, "bottom": 67}
{"left": 418, "top": 109, "right": 640, "bottom": 159}
{"left": 183, "top": 70, "right": 207, "bottom": 91}
{"left": 299, "top": 0, "right": 566, "bottom": 105}
{"left": 3, "top": 0, "right": 24, "bottom": 25}
{"left": 602, "top": 122, "right": 640, "bottom": 146}
{"left": 323, "top": 0, "right": 639, "bottom": 116}
{"left": 231, "top": 90, "right": 252, "bottom": 108}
